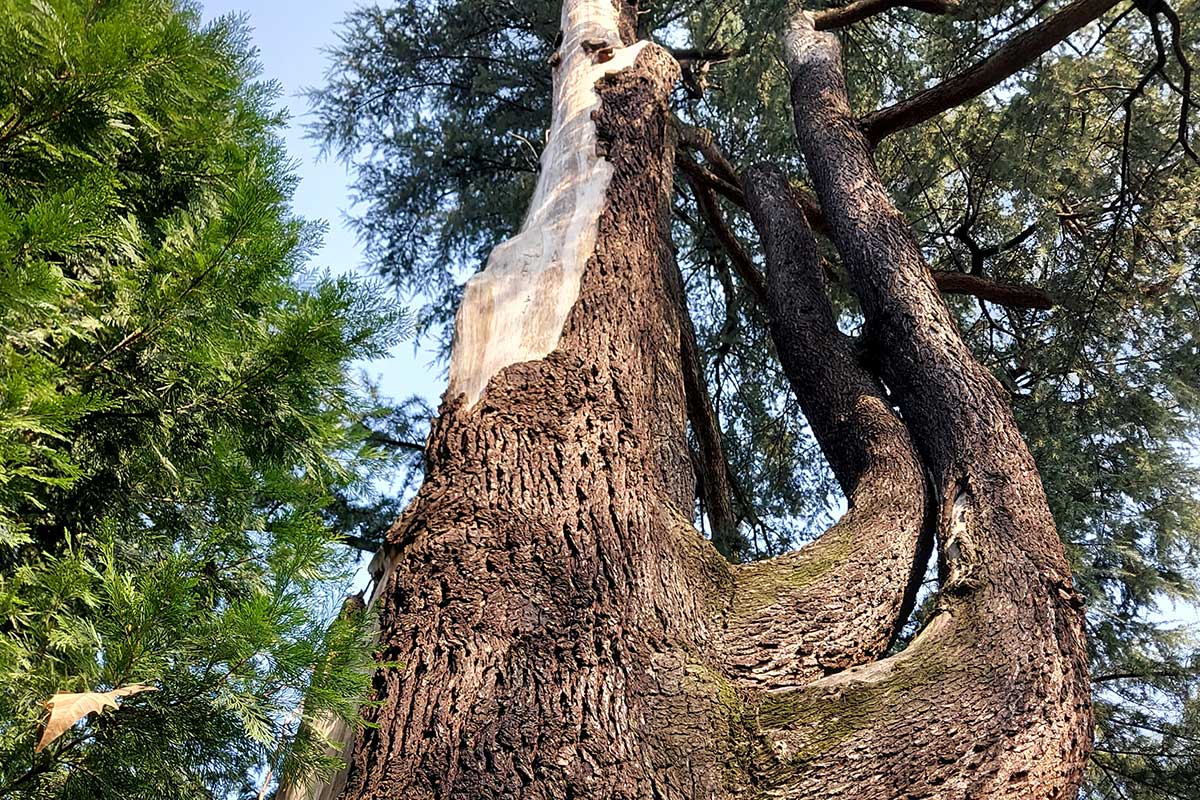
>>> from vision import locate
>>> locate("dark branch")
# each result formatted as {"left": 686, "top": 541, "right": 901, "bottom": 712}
{"left": 682, "top": 165, "right": 768, "bottom": 307}
{"left": 676, "top": 122, "right": 744, "bottom": 191}
{"left": 676, "top": 149, "right": 746, "bottom": 207}
{"left": 340, "top": 533, "right": 384, "bottom": 553}
{"left": 931, "top": 271, "right": 1056, "bottom": 309}
{"left": 812, "top": 0, "right": 957, "bottom": 30}
{"left": 365, "top": 430, "right": 426, "bottom": 452}
{"left": 1157, "top": 1, "right": 1200, "bottom": 162}
{"left": 1093, "top": 668, "right": 1198, "bottom": 684}
{"left": 668, "top": 46, "right": 741, "bottom": 62}
{"left": 860, "top": 0, "right": 1123, "bottom": 143}
{"left": 680, "top": 307, "right": 743, "bottom": 560}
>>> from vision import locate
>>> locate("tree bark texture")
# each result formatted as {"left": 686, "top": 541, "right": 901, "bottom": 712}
{"left": 329, "top": 3, "right": 1094, "bottom": 799}
{"left": 340, "top": 4, "right": 739, "bottom": 796}
{"left": 752, "top": 12, "right": 1093, "bottom": 798}
{"left": 735, "top": 164, "right": 932, "bottom": 691}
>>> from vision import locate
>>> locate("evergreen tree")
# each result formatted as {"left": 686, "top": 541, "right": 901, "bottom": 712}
{"left": 309, "top": 0, "right": 1200, "bottom": 797}
{"left": 0, "top": 1, "right": 406, "bottom": 796}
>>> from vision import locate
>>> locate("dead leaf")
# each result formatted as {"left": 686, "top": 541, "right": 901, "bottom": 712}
{"left": 35, "top": 684, "right": 158, "bottom": 752}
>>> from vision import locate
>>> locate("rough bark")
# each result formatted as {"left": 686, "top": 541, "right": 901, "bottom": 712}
{"left": 730, "top": 163, "right": 932, "bottom": 691}
{"left": 753, "top": 12, "right": 1093, "bottom": 798}
{"left": 338, "top": 5, "right": 740, "bottom": 797}
{"left": 317, "top": 3, "right": 1093, "bottom": 799}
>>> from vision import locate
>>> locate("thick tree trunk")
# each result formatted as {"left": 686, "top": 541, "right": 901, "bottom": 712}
{"left": 751, "top": 11, "right": 1093, "bottom": 798}
{"left": 338, "top": 4, "right": 738, "bottom": 796}
{"left": 317, "top": 3, "right": 1092, "bottom": 799}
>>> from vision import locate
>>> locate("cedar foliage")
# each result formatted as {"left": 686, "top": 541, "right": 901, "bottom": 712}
{"left": 0, "top": 1, "right": 406, "bottom": 796}
{"left": 310, "top": 1, "right": 1200, "bottom": 796}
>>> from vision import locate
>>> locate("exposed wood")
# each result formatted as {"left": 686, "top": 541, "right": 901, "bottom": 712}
{"left": 860, "top": 0, "right": 1123, "bottom": 142}
{"left": 445, "top": 0, "right": 651, "bottom": 406}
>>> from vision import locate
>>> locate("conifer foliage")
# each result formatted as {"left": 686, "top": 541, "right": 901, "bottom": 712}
{"left": 0, "top": 1, "right": 403, "bottom": 796}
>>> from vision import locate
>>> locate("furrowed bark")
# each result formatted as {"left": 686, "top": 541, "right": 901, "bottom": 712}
{"left": 757, "top": 12, "right": 1092, "bottom": 798}
{"left": 861, "top": 0, "right": 1122, "bottom": 142}
{"left": 336, "top": 4, "right": 743, "bottom": 797}
{"left": 729, "top": 163, "right": 932, "bottom": 691}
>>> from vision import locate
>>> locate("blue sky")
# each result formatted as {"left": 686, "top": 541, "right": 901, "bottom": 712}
{"left": 201, "top": 0, "right": 444, "bottom": 407}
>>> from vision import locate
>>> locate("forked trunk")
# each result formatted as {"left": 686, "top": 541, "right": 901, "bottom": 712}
{"left": 746, "top": 12, "right": 1093, "bottom": 797}
{"left": 304, "top": 3, "right": 1092, "bottom": 799}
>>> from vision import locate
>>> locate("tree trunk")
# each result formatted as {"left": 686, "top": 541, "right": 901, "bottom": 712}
{"left": 321, "top": 3, "right": 1093, "bottom": 798}
{"left": 338, "top": 3, "right": 739, "bottom": 796}
{"left": 750, "top": 11, "right": 1093, "bottom": 797}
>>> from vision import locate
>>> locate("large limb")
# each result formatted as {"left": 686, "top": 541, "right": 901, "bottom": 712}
{"left": 724, "top": 164, "right": 932, "bottom": 692}
{"left": 861, "top": 0, "right": 1123, "bottom": 142}
{"left": 677, "top": 129, "right": 1056, "bottom": 310}
{"left": 332, "top": 4, "right": 746, "bottom": 797}
{"left": 751, "top": 12, "right": 1093, "bottom": 798}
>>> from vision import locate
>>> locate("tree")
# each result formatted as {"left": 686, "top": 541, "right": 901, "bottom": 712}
{"left": 0, "top": 1, "right": 406, "bottom": 796}
{"left": 302, "top": 0, "right": 1200, "bottom": 797}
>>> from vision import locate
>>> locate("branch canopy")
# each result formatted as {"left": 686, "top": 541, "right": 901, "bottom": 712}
{"left": 860, "top": 0, "right": 1123, "bottom": 141}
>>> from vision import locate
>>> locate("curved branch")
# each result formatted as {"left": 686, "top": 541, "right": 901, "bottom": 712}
{"left": 1158, "top": 1, "right": 1199, "bottom": 162}
{"left": 724, "top": 163, "right": 932, "bottom": 691}
{"left": 813, "top": 0, "right": 957, "bottom": 30}
{"left": 753, "top": 12, "right": 1093, "bottom": 797}
{"left": 860, "top": 0, "right": 1123, "bottom": 142}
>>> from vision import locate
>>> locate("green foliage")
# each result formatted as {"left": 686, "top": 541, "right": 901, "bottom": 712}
{"left": 0, "top": 0, "right": 407, "bottom": 796}
{"left": 313, "top": 0, "right": 1200, "bottom": 795}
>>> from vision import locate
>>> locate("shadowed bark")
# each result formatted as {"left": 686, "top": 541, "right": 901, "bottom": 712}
{"left": 748, "top": 11, "right": 1093, "bottom": 797}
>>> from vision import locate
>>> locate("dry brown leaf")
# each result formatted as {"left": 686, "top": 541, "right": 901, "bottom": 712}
{"left": 35, "top": 684, "right": 158, "bottom": 753}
